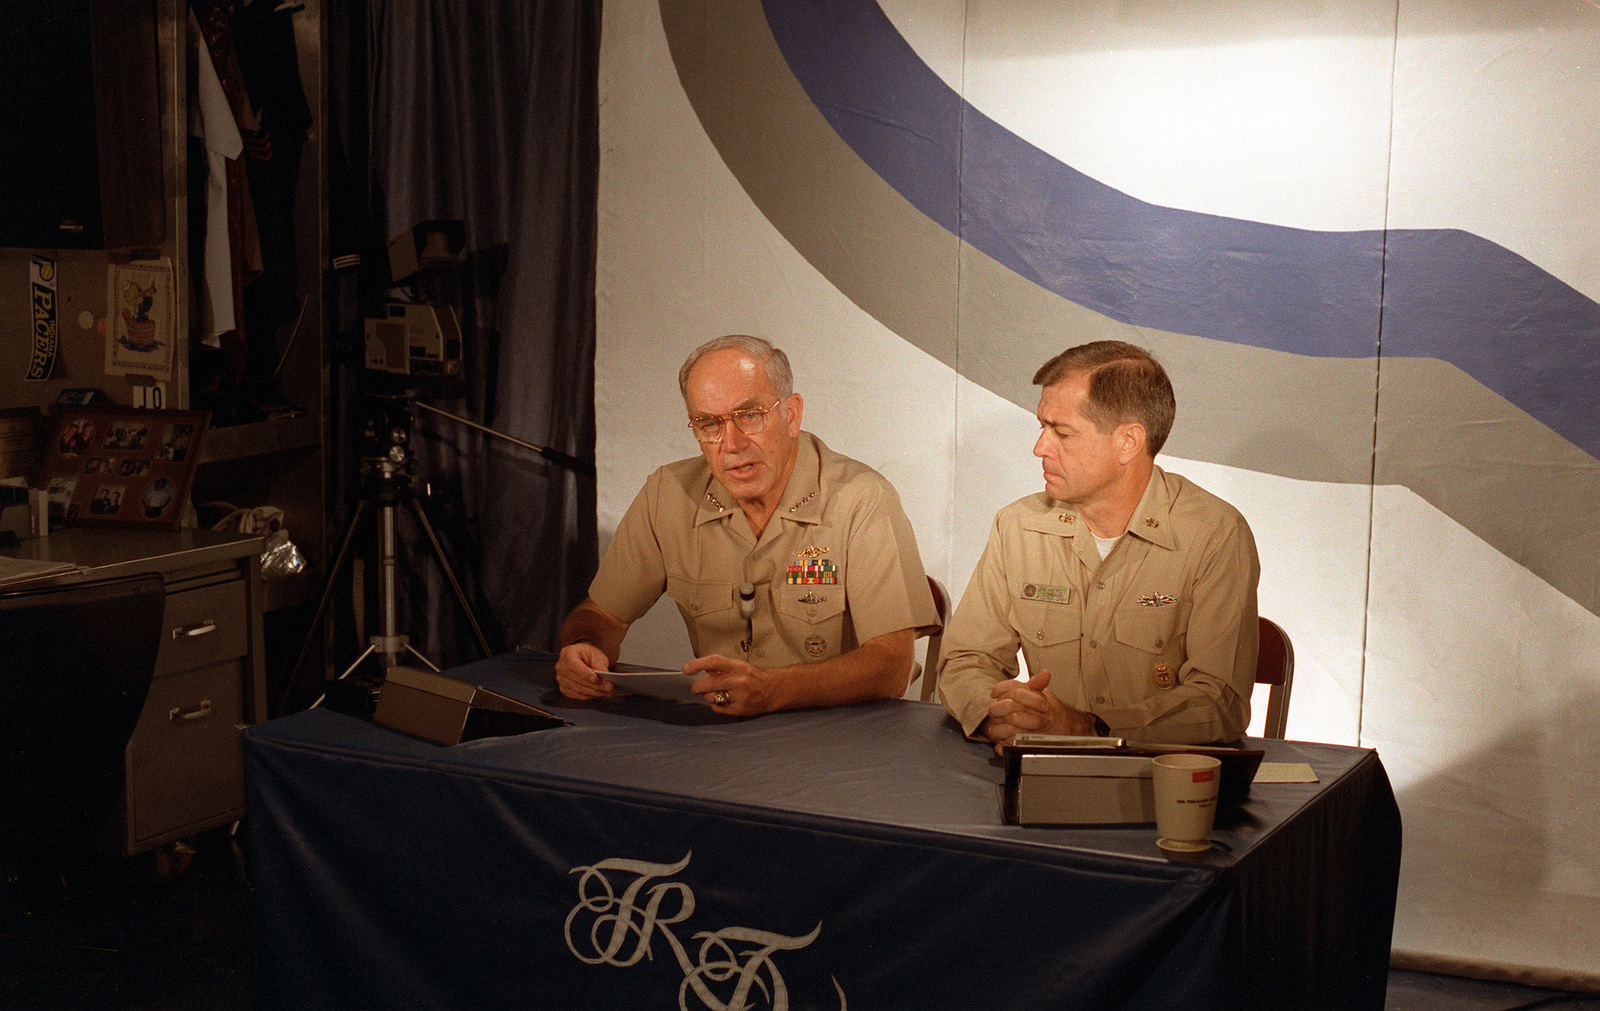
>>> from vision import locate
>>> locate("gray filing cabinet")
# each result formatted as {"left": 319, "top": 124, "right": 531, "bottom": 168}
{"left": 2, "top": 528, "right": 267, "bottom": 854}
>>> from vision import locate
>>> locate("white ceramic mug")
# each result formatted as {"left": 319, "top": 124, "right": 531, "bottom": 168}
{"left": 1152, "top": 753, "right": 1222, "bottom": 852}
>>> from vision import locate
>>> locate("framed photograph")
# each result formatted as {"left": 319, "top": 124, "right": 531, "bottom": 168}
{"left": 105, "top": 259, "right": 176, "bottom": 383}
{"left": 36, "top": 408, "right": 209, "bottom": 529}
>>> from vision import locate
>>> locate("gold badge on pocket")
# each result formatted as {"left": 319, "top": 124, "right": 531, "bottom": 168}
{"left": 1153, "top": 664, "right": 1176, "bottom": 690}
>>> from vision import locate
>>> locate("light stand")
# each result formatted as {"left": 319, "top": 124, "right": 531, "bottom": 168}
{"left": 277, "top": 389, "right": 592, "bottom": 717}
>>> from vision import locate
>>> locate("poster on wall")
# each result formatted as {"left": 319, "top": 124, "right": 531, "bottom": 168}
{"left": 36, "top": 408, "right": 209, "bottom": 530}
{"left": 104, "top": 258, "right": 176, "bottom": 383}
{"left": 27, "top": 255, "right": 58, "bottom": 381}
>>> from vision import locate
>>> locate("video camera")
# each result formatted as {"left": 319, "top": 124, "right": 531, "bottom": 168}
{"left": 363, "top": 220, "right": 465, "bottom": 380}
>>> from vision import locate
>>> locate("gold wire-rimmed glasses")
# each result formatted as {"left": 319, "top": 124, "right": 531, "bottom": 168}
{"left": 686, "top": 399, "right": 783, "bottom": 443}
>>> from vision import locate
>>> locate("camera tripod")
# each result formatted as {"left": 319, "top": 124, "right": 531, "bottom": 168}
{"left": 278, "top": 396, "right": 492, "bottom": 715}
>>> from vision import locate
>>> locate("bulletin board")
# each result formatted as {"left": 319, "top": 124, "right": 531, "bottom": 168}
{"left": 37, "top": 407, "right": 209, "bottom": 529}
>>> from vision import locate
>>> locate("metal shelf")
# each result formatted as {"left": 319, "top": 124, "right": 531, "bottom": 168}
{"left": 199, "top": 412, "right": 321, "bottom": 464}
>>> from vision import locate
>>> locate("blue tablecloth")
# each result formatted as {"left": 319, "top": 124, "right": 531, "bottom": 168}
{"left": 245, "top": 652, "right": 1398, "bottom": 1010}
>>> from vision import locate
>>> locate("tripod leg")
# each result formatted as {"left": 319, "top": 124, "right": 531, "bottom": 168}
{"left": 278, "top": 498, "right": 370, "bottom": 716}
{"left": 403, "top": 643, "right": 442, "bottom": 672}
{"left": 405, "top": 497, "right": 493, "bottom": 657}
{"left": 304, "top": 642, "right": 380, "bottom": 711}
{"left": 338, "top": 642, "right": 380, "bottom": 680}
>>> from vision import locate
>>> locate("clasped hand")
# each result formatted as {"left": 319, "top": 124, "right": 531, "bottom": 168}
{"left": 983, "top": 669, "right": 1098, "bottom": 754}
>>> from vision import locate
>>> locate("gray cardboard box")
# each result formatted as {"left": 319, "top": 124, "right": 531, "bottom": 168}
{"left": 1011, "top": 753, "right": 1156, "bottom": 825}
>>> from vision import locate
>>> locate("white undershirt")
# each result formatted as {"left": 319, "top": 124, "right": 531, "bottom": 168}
{"left": 1091, "top": 531, "right": 1122, "bottom": 561}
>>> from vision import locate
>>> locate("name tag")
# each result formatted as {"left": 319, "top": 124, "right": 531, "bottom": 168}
{"left": 1022, "top": 583, "right": 1073, "bottom": 605}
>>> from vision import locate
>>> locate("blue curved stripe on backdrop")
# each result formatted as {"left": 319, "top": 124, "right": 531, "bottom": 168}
{"left": 759, "top": 0, "right": 1600, "bottom": 460}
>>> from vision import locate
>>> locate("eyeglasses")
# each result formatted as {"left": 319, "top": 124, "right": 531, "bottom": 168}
{"left": 687, "top": 400, "right": 783, "bottom": 443}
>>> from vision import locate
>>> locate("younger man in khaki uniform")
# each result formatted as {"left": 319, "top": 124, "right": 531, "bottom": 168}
{"left": 556, "top": 335, "right": 939, "bottom": 716}
{"left": 938, "top": 341, "right": 1260, "bottom": 747}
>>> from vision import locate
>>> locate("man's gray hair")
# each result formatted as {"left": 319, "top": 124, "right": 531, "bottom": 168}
{"left": 678, "top": 335, "right": 795, "bottom": 402}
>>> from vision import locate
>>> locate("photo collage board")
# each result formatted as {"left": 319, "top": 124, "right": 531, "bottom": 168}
{"left": 38, "top": 408, "right": 209, "bottom": 530}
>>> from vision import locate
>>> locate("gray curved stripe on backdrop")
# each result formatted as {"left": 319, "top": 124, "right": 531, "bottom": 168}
{"left": 757, "top": 0, "right": 1600, "bottom": 462}
{"left": 656, "top": 0, "right": 1600, "bottom": 618}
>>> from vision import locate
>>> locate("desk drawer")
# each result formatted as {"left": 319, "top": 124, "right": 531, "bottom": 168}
{"left": 155, "top": 577, "right": 248, "bottom": 676}
{"left": 125, "top": 657, "right": 247, "bottom": 849}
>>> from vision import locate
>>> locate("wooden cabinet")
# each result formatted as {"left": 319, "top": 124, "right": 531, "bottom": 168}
{"left": 1, "top": 528, "right": 267, "bottom": 854}
{"left": 0, "top": 0, "right": 164, "bottom": 250}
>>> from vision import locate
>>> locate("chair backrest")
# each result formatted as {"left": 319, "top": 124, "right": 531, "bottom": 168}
{"left": 914, "top": 575, "right": 951, "bottom": 702}
{"left": 1256, "top": 616, "right": 1295, "bottom": 739}
{"left": 0, "top": 572, "right": 166, "bottom": 874}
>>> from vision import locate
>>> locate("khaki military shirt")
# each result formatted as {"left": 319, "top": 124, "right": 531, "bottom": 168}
{"left": 591, "top": 433, "right": 939, "bottom": 668}
{"left": 938, "top": 466, "right": 1259, "bottom": 744}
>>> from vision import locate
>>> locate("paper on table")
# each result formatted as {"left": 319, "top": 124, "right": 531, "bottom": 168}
{"left": 0, "top": 556, "right": 80, "bottom": 587}
{"left": 605, "top": 664, "right": 707, "bottom": 705}
{"left": 1253, "top": 762, "right": 1319, "bottom": 784}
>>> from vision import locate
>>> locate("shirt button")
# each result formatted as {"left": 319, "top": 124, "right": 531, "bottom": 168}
{"left": 1096, "top": 582, "right": 1105, "bottom": 590}
{"left": 807, "top": 607, "right": 817, "bottom": 618}
{"left": 1035, "top": 630, "right": 1045, "bottom": 641}
{"left": 1096, "top": 695, "right": 1106, "bottom": 704}
{"left": 1089, "top": 640, "right": 1098, "bottom": 649}
{"left": 1154, "top": 638, "right": 1164, "bottom": 649}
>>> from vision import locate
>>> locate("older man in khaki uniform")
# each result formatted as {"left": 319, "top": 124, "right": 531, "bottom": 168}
{"left": 939, "top": 341, "right": 1259, "bottom": 747}
{"left": 556, "top": 335, "right": 939, "bottom": 716}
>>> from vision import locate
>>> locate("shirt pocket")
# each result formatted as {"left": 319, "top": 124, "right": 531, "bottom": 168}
{"left": 667, "top": 576, "right": 736, "bottom": 622}
{"left": 1008, "top": 597, "right": 1082, "bottom": 649}
{"left": 773, "top": 590, "right": 847, "bottom": 627}
{"left": 773, "top": 588, "right": 848, "bottom": 660}
{"left": 1113, "top": 602, "right": 1186, "bottom": 655}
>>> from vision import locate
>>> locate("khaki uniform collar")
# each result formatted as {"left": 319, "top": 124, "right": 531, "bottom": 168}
{"left": 775, "top": 432, "right": 824, "bottom": 526}
{"left": 694, "top": 477, "right": 734, "bottom": 525}
{"left": 692, "top": 432, "right": 822, "bottom": 528}
{"left": 1017, "top": 464, "right": 1176, "bottom": 550}
{"left": 1021, "top": 496, "right": 1084, "bottom": 538}
{"left": 1124, "top": 465, "right": 1177, "bottom": 550}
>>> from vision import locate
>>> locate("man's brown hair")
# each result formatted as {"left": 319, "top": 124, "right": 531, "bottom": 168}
{"left": 1033, "top": 341, "right": 1176, "bottom": 456}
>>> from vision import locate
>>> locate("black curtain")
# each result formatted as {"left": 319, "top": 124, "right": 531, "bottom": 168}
{"left": 325, "top": 0, "right": 598, "bottom": 678}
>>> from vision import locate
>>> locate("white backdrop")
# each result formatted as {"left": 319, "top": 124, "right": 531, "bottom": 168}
{"left": 598, "top": 0, "right": 1600, "bottom": 985}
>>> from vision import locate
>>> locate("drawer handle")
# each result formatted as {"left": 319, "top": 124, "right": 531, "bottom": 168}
{"left": 169, "top": 700, "right": 213, "bottom": 722}
{"left": 173, "top": 619, "right": 217, "bottom": 639}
